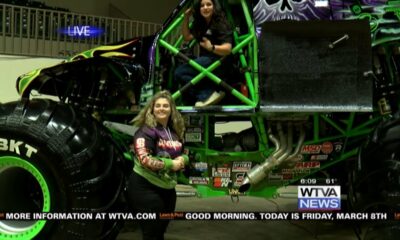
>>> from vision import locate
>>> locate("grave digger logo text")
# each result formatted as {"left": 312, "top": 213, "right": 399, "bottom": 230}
{"left": 0, "top": 138, "right": 38, "bottom": 157}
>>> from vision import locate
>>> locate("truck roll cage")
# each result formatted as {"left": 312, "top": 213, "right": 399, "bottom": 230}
{"left": 156, "top": 0, "right": 258, "bottom": 112}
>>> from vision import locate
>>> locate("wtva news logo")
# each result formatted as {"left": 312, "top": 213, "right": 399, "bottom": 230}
{"left": 298, "top": 185, "right": 341, "bottom": 211}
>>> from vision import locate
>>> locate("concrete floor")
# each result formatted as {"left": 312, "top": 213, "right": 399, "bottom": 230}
{"left": 117, "top": 186, "right": 362, "bottom": 240}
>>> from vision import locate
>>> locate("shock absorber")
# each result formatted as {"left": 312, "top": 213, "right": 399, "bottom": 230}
{"left": 87, "top": 67, "right": 107, "bottom": 113}
{"left": 94, "top": 79, "right": 107, "bottom": 112}
{"left": 374, "top": 47, "right": 392, "bottom": 115}
{"left": 389, "top": 46, "right": 400, "bottom": 113}
{"left": 68, "top": 82, "right": 82, "bottom": 108}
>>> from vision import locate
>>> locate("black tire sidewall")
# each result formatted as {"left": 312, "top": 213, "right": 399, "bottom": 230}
{"left": 0, "top": 130, "right": 67, "bottom": 238}
{"left": 1, "top": 99, "right": 126, "bottom": 240}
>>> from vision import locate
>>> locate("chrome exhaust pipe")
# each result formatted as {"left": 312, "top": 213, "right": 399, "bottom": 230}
{"left": 238, "top": 156, "right": 274, "bottom": 192}
{"left": 276, "top": 122, "right": 293, "bottom": 163}
{"left": 239, "top": 127, "right": 281, "bottom": 192}
{"left": 273, "top": 123, "right": 287, "bottom": 160}
{"left": 268, "top": 128, "right": 280, "bottom": 157}
{"left": 285, "top": 125, "right": 306, "bottom": 164}
{"left": 239, "top": 123, "right": 305, "bottom": 193}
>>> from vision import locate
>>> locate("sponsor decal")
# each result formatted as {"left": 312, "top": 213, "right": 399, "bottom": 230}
{"left": 189, "top": 177, "right": 209, "bottom": 185}
{"left": 232, "top": 172, "right": 246, "bottom": 187}
{"left": 268, "top": 173, "right": 283, "bottom": 180}
{"left": 321, "top": 142, "right": 333, "bottom": 154}
{"left": 185, "top": 127, "right": 202, "bottom": 143}
{"left": 186, "top": 127, "right": 202, "bottom": 132}
{"left": 282, "top": 168, "right": 311, "bottom": 174}
{"left": 282, "top": 173, "right": 293, "bottom": 180}
{"left": 333, "top": 142, "right": 343, "bottom": 152}
{"left": 211, "top": 166, "right": 231, "bottom": 177}
{"left": 193, "top": 162, "right": 208, "bottom": 172}
{"left": 0, "top": 138, "right": 38, "bottom": 158}
{"left": 310, "top": 155, "right": 329, "bottom": 161}
{"left": 301, "top": 145, "right": 322, "bottom": 154}
{"left": 213, "top": 177, "right": 230, "bottom": 188}
{"left": 185, "top": 132, "right": 202, "bottom": 142}
{"left": 295, "top": 161, "right": 320, "bottom": 169}
{"left": 291, "top": 154, "right": 303, "bottom": 161}
{"left": 232, "top": 161, "right": 252, "bottom": 172}
{"left": 189, "top": 116, "right": 203, "bottom": 126}
{"left": 298, "top": 185, "right": 341, "bottom": 211}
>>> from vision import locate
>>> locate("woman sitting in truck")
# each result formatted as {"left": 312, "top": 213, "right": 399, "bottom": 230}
{"left": 175, "top": 0, "right": 233, "bottom": 107}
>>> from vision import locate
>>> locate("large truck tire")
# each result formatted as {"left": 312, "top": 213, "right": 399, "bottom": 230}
{"left": 349, "top": 112, "right": 400, "bottom": 239}
{"left": 0, "top": 99, "right": 126, "bottom": 240}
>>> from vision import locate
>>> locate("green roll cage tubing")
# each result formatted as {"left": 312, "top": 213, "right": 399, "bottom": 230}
{"left": 111, "top": 0, "right": 400, "bottom": 198}
{"left": 161, "top": 0, "right": 259, "bottom": 110}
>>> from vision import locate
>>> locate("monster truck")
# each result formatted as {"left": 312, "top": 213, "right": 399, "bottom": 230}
{"left": 1, "top": 0, "right": 400, "bottom": 239}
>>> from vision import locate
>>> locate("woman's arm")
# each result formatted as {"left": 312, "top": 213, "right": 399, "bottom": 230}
{"left": 182, "top": 8, "right": 194, "bottom": 42}
{"left": 213, "top": 43, "right": 232, "bottom": 56}
{"left": 172, "top": 155, "right": 189, "bottom": 171}
{"left": 200, "top": 37, "right": 232, "bottom": 56}
{"left": 132, "top": 127, "right": 187, "bottom": 172}
{"left": 133, "top": 135, "right": 165, "bottom": 171}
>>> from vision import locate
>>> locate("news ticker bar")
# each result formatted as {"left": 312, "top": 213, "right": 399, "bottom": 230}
{"left": 0, "top": 212, "right": 398, "bottom": 221}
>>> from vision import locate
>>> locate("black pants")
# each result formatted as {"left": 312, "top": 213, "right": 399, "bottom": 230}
{"left": 127, "top": 172, "right": 176, "bottom": 240}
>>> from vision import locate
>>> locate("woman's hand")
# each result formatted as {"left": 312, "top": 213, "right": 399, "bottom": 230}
{"left": 171, "top": 156, "right": 185, "bottom": 171}
{"left": 184, "top": 8, "right": 193, "bottom": 19}
{"left": 200, "top": 37, "right": 213, "bottom": 52}
{"left": 201, "top": 38, "right": 232, "bottom": 56}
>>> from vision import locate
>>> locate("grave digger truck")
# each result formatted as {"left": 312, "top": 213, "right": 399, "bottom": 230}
{"left": 1, "top": 0, "right": 400, "bottom": 239}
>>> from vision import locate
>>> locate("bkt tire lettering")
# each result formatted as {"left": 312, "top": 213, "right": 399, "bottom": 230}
{"left": 0, "top": 138, "right": 38, "bottom": 157}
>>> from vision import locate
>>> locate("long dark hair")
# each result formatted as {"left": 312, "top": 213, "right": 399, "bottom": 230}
{"left": 191, "top": 0, "right": 229, "bottom": 41}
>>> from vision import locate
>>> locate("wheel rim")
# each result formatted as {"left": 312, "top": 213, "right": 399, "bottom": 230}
{"left": 0, "top": 156, "right": 51, "bottom": 239}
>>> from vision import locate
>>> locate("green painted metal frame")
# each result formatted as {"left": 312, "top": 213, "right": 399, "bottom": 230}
{"left": 245, "top": 111, "right": 383, "bottom": 196}
{"left": 156, "top": 0, "right": 258, "bottom": 109}
{"left": 281, "top": 112, "right": 383, "bottom": 187}
{"left": 135, "top": 0, "right": 400, "bottom": 198}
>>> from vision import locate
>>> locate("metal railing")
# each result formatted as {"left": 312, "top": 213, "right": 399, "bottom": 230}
{"left": 0, "top": 3, "right": 161, "bottom": 57}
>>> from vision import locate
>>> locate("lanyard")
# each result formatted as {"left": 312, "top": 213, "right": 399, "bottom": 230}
{"left": 164, "top": 127, "right": 177, "bottom": 151}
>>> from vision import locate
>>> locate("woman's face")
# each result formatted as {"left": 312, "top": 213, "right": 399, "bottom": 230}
{"left": 153, "top": 97, "right": 171, "bottom": 126}
{"left": 200, "top": 0, "right": 214, "bottom": 21}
